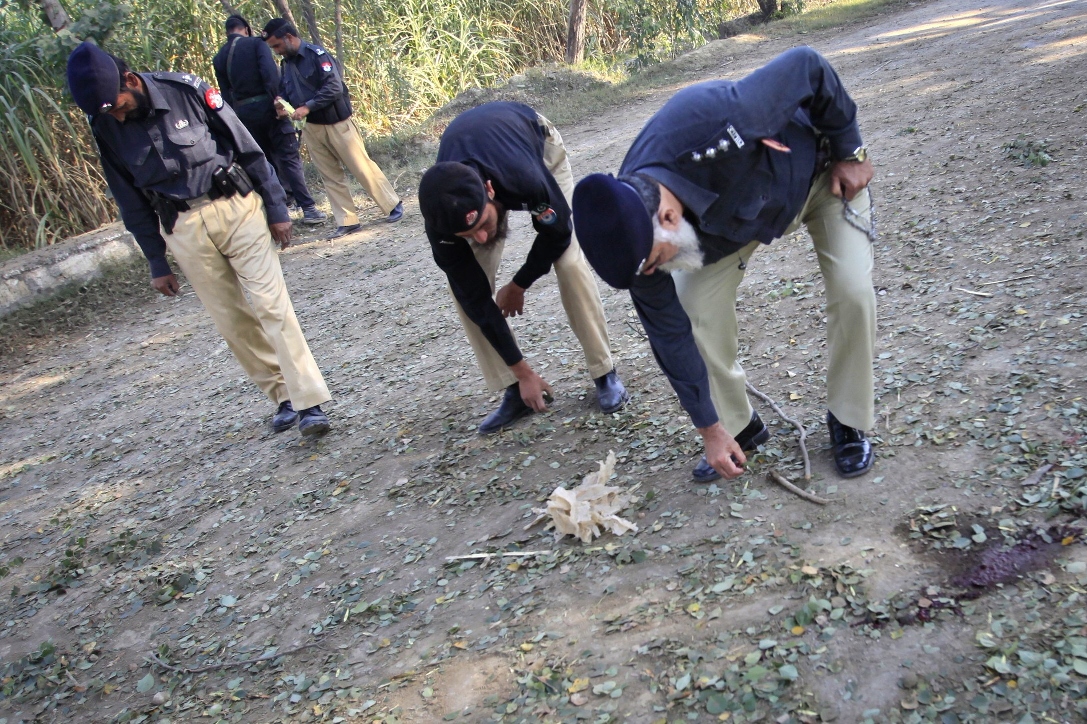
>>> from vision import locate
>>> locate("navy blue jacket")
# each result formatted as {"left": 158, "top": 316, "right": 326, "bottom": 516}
{"left": 428, "top": 102, "right": 571, "bottom": 367}
{"left": 212, "top": 35, "right": 280, "bottom": 106}
{"left": 277, "top": 42, "right": 351, "bottom": 125}
{"left": 91, "top": 72, "right": 289, "bottom": 278}
{"left": 623, "top": 47, "right": 865, "bottom": 428}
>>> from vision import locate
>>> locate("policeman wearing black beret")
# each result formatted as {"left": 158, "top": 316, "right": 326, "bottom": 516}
{"left": 574, "top": 47, "right": 877, "bottom": 482}
{"left": 418, "top": 102, "right": 628, "bottom": 434}
{"left": 67, "top": 40, "right": 333, "bottom": 436}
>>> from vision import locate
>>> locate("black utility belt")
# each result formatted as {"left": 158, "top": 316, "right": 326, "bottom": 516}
{"left": 174, "top": 164, "right": 254, "bottom": 211}
{"left": 235, "top": 93, "right": 271, "bottom": 107}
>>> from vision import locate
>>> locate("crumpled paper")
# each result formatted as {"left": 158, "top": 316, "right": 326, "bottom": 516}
{"left": 534, "top": 452, "right": 638, "bottom": 543}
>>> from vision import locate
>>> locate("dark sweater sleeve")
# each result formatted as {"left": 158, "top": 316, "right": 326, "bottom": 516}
{"left": 629, "top": 271, "right": 719, "bottom": 428}
{"left": 732, "top": 46, "right": 863, "bottom": 160}
{"left": 93, "top": 131, "right": 173, "bottom": 278}
{"left": 510, "top": 175, "right": 571, "bottom": 289}
{"left": 430, "top": 231, "right": 523, "bottom": 367}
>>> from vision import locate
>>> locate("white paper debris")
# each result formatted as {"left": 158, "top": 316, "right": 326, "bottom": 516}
{"left": 534, "top": 451, "right": 638, "bottom": 543}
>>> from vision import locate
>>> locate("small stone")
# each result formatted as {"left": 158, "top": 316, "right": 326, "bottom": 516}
{"left": 152, "top": 691, "right": 169, "bottom": 705}
{"left": 899, "top": 671, "right": 919, "bottom": 690}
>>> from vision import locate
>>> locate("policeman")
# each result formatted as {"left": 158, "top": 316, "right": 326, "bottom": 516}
{"left": 262, "top": 19, "right": 403, "bottom": 239}
{"left": 418, "top": 102, "right": 628, "bottom": 434}
{"left": 212, "top": 14, "right": 327, "bottom": 225}
{"left": 573, "top": 47, "right": 876, "bottom": 482}
{"left": 66, "top": 40, "right": 333, "bottom": 436}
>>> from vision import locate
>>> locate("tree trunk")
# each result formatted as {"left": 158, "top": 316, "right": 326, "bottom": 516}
{"left": 271, "top": 0, "right": 298, "bottom": 31}
{"left": 334, "top": 0, "right": 344, "bottom": 61}
{"left": 297, "top": 0, "right": 324, "bottom": 46}
{"left": 38, "top": 0, "right": 70, "bottom": 31}
{"left": 564, "top": 0, "right": 588, "bottom": 64}
{"left": 217, "top": 0, "right": 239, "bottom": 15}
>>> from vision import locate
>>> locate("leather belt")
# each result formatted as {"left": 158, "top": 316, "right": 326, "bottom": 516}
{"left": 235, "top": 93, "right": 271, "bottom": 107}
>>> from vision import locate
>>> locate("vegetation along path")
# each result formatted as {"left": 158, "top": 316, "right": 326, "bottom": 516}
{"left": 1, "top": 0, "right": 1086, "bottom": 721}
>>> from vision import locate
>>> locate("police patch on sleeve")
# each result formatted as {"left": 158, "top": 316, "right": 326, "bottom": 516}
{"left": 204, "top": 87, "right": 225, "bottom": 110}
{"left": 320, "top": 60, "right": 333, "bottom": 73}
{"left": 531, "top": 203, "right": 557, "bottom": 225}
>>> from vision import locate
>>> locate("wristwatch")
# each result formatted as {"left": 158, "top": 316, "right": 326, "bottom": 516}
{"left": 841, "top": 146, "right": 868, "bottom": 163}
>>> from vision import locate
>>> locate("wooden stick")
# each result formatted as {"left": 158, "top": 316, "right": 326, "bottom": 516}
{"left": 445, "top": 551, "right": 552, "bottom": 562}
{"left": 144, "top": 641, "right": 319, "bottom": 674}
{"left": 954, "top": 287, "right": 993, "bottom": 298}
{"left": 1021, "top": 463, "right": 1053, "bottom": 487}
{"left": 977, "top": 275, "right": 1035, "bottom": 286}
{"left": 745, "top": 382, "right": 811, "bottom": 480}
{"left": 768, "top": 469, "right": 829, "bottom": 505}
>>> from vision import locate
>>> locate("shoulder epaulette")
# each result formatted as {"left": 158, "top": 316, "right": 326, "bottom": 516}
{"left": 151, "top": 71, "right": 207, "bottom": 90}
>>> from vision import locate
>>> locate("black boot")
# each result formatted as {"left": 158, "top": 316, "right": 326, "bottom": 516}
{"left": 593, "top": 369, "right": 629, "bottom": 413}
{"left": 478, "top": 384, "right": 533, "bottom": 435}
{"left": 271, "top": 401, "right": 298, "bottom": 433}
{"left": 298, "top": 405, "right": 331, "bottom": 437}
{"left": 827, "top": 411, "right": 873, "bottom": 478}
{"left": 692, "top": 410, "right": 771, "bottom": 482}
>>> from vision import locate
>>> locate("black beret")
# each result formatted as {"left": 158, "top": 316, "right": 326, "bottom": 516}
{"left": 572, "top": 173, "right": 654, "bottom": 290}
{"left": 66, "top": 41, "right": 120, "bottom": 116}
{"left": 225, "top": 14, "right": 251, "bottom": 33}
{"left": 262, "top": 18, "right": 297, "bottom": 39}
{"left": 418, "top": 162, "right": 489, "bottom": 236}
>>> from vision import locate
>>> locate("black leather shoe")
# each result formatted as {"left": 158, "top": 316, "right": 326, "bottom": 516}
{"left": 298, "top": 405, "right": 331, "bottom": 437}
{"left": 827, "top": 411, "right": 873, "bottom": 478}
{"left": 328, "top": 224, "right": 361, "bottom": 240}
{"left": 386, "top": 201, "right": 404, "bottom": 223}
{"left": 272, "top": 401, "right": 297, "bottom": 433}
{"left": 478, "top": 384, "right": 532, "bottom": 435}
{"left": 593, "top": 369, "right": 629, "bottom": 413}
{"left": 692, "top": 411, "right": 771, "bottom": 482}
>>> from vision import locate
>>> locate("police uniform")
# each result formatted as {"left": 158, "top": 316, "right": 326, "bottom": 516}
{"left": 574, "top": 47, "right": 876, "bottom": 473}
{"left": 276, "top": 41, "right": 399, "bottom": 226}
{"left": 86, "top": 63, "right": 332, "bottom": 418}
{"left": 426, "top": 102, "right": 616, "bottom": 391}
{"left": 212, "top": 33, "right": 319, "bottom": 213}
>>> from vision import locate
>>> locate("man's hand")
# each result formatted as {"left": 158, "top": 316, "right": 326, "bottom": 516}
{"left": 510, "top": 360, "right": 553, "bottom": 412}
{"left": 270, "top": 221, "right": 293, "bottom": 249}
{"left": 291, "top": 104, "right": 310, "bottom": 121}
{"left": 828, "top": 158, "right": 874, "bottom": 201}
{"left": 274, "top": 97, "right": 290, "bottom": 118}
{"left": 697, "top": 422, "right": 746, "bottom": 479}
{"left": 151, "top": 273, "right": 180, "bottom": 297}
{"left": 496, "top": 282, "right": 526, "bottom": 317}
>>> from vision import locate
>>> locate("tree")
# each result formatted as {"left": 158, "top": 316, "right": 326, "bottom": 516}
{"left": 298, "top": 0, "right": 324, "bottom": 46}
{"left": 37, "top": 0, "right": 71, "bottom": 31}
{"left": 565, "top": 0, "right": 587, "bottom": 64}
{"left": 271, "top": 0, "right": 298, "bottom": 31}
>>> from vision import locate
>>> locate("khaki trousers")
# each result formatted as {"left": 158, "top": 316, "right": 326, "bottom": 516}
{"left": 302, "top": 119, "right": 400, "bottom": 226}
{"left": 164, "top": 191, "right": 331, "bottom": 411}
{"left": 451, "top": 114, "right": 614, "bottom": 391}
{"left": 673, "top": 172, "right": 876, "bottom": 434}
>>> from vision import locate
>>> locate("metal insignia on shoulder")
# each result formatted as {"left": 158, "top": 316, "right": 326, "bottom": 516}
{"left": 726, "top": 124, "right": 745, "bottom": 148}
{"left": 174, "top": 119, "right": 189, "bottom": 129}
{"left": 313, "top": 47, "right": 326, "bottom": 55}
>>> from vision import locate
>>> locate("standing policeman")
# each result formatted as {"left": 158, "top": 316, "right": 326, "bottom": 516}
{"left": 573, "top": 47, "right": 876, "bottom": 482}
{"left": 418, "top": 102, "right": 628, "bottom": 434}
{"left": 212, "top": 14, "right": 327, "bottom": 226}
{"left": 262, "top": 19, "right": 403, "bottom": 239}
{"left": 67, "top": 40, "right": 333, "bottom": 436}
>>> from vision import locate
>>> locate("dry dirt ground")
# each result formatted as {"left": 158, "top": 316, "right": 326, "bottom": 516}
{"left": 2, "top": 0, "right": 1087, "bottom": 721}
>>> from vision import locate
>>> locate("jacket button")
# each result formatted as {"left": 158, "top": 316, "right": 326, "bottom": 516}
{"left": 691, "top": 152, "right": 702, "bottom": 162}
{"left": 705, "top": 148, "right": 717, "bottom": 159}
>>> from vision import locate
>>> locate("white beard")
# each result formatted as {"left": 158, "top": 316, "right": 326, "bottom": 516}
{"left": 654, "top": 216, "right": 705, "bottom": 273}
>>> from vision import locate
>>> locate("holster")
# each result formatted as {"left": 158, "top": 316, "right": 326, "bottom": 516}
{"left": 147, "top": 192, "right": 180, "bottom": 235}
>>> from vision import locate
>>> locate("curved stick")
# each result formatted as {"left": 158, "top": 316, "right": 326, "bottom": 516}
{"left": 768, "top": 469, "right": 829, "bottom": 505}
{"left": 746, "top": 381, "right": 811, "bottom": 481}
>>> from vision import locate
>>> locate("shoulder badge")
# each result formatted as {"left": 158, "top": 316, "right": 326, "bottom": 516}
{"left": 320, "top": 60, "right": 333, "bottom": 73}
{"left": 313, "top": 47, "right": 326, "bottom": 55}
{"left": 204, "top": 87, "right": 225, "bottom": 110}
{"left": 531, "top": 203, "right": 557, "bottom": 225}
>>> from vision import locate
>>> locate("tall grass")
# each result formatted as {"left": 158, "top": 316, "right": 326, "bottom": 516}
{"left": 0, "top": 0, "right": 752, "bottom": 252}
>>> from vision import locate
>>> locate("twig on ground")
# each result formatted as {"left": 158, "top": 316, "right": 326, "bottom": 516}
{"left": 977, "top": 274, "right": 1035, "bottom": 286}
{"left": 445, "top": 551, "right": 552, "bottom": 562}
{"left": 625, "top": 321, "right": 647, "bottom": 339}
{"left": 1021, "top": 463, "right": 1054, "bottom": 487}
{"left": 768, "top": 469, "right": 829, "bottom": 505}
{"left": 954, "top": 287, "right": 993, "bottom": 297}
{"left": 745, "top": 381, "right": 811, "bottom": 480}
{"left": 144, "top": 641, "right": 320, "bottom": 674}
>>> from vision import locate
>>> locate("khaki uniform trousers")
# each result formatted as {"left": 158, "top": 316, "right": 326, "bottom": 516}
{"left": 164, "top": 191, "right": 331, "bottom": 411}
{"left": 302, "top": 118, "right": 400, "bottom": 226}
{"left": 673, "top": 171, "right": 876, "bottom": 435}
{"left": 451, "top": 114, "right": 615, "bottom": 391}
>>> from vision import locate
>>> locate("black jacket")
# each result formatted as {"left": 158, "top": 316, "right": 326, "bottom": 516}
{"left": 277, "top": 42, "right": 351, "bottom": 125}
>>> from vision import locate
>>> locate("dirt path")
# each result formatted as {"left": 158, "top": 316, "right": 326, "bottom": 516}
{"left": 2, "top": 0, "right": 1086, "bottom": 721}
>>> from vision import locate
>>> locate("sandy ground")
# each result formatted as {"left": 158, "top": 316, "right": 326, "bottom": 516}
{"left": 2, "top": 0, "right": 1086, "bottom": 721}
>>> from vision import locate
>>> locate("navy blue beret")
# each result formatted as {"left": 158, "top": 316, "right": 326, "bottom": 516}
{"left": 262, "top": 18, "right": 298, "bottom": 39}
{"left": 572, "top": 173, "right": 653, "bottom": 290}
{"left": 418, "top": 162, "right": 489, "bottom": 236}
{"left": 66, "top": 41, "right": 120, "bottom": 116}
